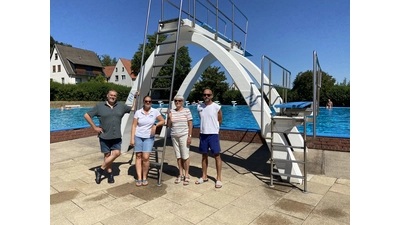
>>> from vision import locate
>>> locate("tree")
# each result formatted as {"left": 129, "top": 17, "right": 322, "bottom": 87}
{"left": 88, "top": 74, "right": 107, "bottom": 83}
{"left": 288, "top": 70, "right": 350, "bottom": 106}
{"left": 50, "top": 36, "right": 72, "bottom": 54}
{"left": 100, "top": 54, "right": 117, "bottom": 66}
{"left": 192, "top": 66, "right": 229, "bottom": 102}
{"left": 289, "top": 70, "right": 336, "bottom": 103}
{"left": 131, "top": 32, "right": 192, "bottom": 96}
{"left": 222, "top": 89, "right": 246, "bottom": 105}
{"left": 50, "top": 36, "right": 56, "bottom": 53}
{"left": 338, "top": 77, "right": 350, "bottom": 86}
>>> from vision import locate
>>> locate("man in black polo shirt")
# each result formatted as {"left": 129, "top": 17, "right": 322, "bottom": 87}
{"left": 84, "top": 89, "right": 137, "bottom": 184}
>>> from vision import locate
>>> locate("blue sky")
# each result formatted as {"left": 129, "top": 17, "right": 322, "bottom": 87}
{"left": 50, "top": 0, "right": 350, "bottom": 86}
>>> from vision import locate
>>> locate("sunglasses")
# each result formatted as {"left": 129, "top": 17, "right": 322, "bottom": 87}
{"left": 174, "top": 100, "right": 183, "bottom": 102}
{"left": 203, "top": 94, "right": 212, "bottom": 97}
{"left": 144, "top": 100, "right": 152, "bottom": 103}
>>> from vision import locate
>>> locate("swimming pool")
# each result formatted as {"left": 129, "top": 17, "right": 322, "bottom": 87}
{"left": 50, "top": 105, "right": 350, "bottom": 138}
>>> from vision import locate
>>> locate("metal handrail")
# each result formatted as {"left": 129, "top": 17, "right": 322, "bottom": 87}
{"left": 164, "top": 0, "right": 248, "bottom": 55}
{"left": 312, "top": 50, "right": 322, "bottom": 138}
{"left": 260, "top": 54, "right": 291, "bottom": 139}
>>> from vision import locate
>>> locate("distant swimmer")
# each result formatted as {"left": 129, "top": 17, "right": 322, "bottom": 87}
{"left": 326, "top": 99, "right": 333, "bottom": 109}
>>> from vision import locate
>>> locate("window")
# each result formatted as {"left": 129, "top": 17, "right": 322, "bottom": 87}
{"left": 57, "top": 65, "right": 61, "bottom": 72}
{"left": 115, "top": 68, "right": 118, "bottom": 72}
{"left": 122, "top": 75, "right": 126, "bottom": 80}
{"left": 76, "top": 78, "right": 82, "bottom": 84}
{"left": 122, "top": 67, "right": 125, "bottom": 72}
{"left": 52, "top": 65, "right": 56, "bottom": 72}
{"left": 115, "top": 75, "right": 119, "bottom": 81}
{"left": 55, "top": 53, "right": 58, "bottom": 60}
{"left": 61, "top": 77, "right": 65, "bottom": 84}
{"left": 85, "top": 67, "right": 93, "bottom": 75}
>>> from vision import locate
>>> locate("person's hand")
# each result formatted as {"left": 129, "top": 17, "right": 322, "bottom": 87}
{"left": 150, "top": 125, "right": 157, "bottom": 136}
{"left": 94, "top": 127, "right": 103, "bottom": 134}
{"left": 187, "top": 136, "right": 192, "bottom": 147}
{"left": 130, "top": 139, "right": 135, "bottom": 146}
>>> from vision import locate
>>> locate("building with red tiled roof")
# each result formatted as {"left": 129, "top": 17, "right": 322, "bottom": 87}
{"left": 108, "top": 58, "right": 137, "bottom": 87}
{"left": 103, "top": 66, "right": 115, "bottom": 80}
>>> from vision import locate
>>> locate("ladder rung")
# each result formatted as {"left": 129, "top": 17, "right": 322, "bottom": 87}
{"left": 305, "top": 119, "right": 314, "bottom": 123}
{"left": 158, "top": 28, "right": 178, "bottom": 35}
{"left": 153, "top": 64, "right": 173, "bottom": 67}
{"left": 152, "top": 148, "right": 164, "bottom": 153}
{"left": 150, "top": 162, "right": 162, "bottom": 168}
{"left": 155, "top": 52, "right": 175, "bottom": 57}
{"left": 272, "top": 158, "right": 305, "bottom": 164}
{"left": 272, "top": 131, "right": 303, "bottom": 135}
{"left": 156, "top": 40, "right": 177, "bottom": 45}
{"left": 271, "top": 172, "right": 304, "bottom": 179}
{"left": 159, "top": 18, "right": 180, "bottom": 24}
{"left": 272, "top": 117, "right": 305, "bottom": 122}
{"left": 272, "top": 144, "right": 305, "bottom": 149}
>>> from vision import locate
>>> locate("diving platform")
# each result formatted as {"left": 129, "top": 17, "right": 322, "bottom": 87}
{"left": 121, "top": 0, "right": 322, "bottom": 188}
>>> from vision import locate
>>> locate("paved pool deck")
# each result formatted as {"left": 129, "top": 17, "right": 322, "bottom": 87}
{"left": 50, "top": 136, "right": 350, "bottom": 224}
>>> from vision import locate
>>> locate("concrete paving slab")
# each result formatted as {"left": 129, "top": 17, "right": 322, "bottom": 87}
{"left": 169, "top": 200, "right": 217, "bottom": 224}
{"left": 50, "top": 136, "right": 350, "bottom": 224}
{"left": 310, "top": 191, "right": 350, "bottom": 224}
{"left": 250, "top": 210, "right": 304, "bottom": 225}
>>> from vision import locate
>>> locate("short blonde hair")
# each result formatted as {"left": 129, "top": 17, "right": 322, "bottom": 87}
{"left": 174, "top": 95, "right": 184, "bottom": 101}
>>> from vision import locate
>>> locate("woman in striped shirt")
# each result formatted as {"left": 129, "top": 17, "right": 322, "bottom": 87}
{"left": 167, "top": 95, "right": 193, "bottom": 185}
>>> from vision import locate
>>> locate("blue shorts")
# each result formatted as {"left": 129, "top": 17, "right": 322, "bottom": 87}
{"left": 99, "top": 138, "right": 122, "bottom": 153}
{"left": 134, "top": 136, "right": 154, "bottom": 153}
{"left": 199, "top": 134, "right": 221, "bottom": 154}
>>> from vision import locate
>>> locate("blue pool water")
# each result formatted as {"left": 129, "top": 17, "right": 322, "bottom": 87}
{"left": 50, "top": 105, "right": 350, "bottom": 138}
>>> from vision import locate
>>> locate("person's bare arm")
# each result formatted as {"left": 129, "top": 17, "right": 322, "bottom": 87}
{"left": 218, "top": 109, "right": 222, "bottom": 126}
{"left": 84, "top": 113, "right": 102, "bottom": 134}
{"left": 167, "top": 111, "right": 172, "bottom": 128}
{"left": 130, "top": 118, "right": 138, "bottom": 146}
{"left": 187, "top": 119, "right": 193, "bottom": 146}
{"left": 131, "top": 91, "right": 139, "bottom": 111}
{"left": 151, "top": 114, "right": 165, "bottom": 135}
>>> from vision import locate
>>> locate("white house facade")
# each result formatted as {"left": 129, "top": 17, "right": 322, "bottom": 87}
{"left": 108, "top": 58, "right": 136, "bottom": 87}
{"left": 50, "top": 47, "right": 71, "bottom": 84}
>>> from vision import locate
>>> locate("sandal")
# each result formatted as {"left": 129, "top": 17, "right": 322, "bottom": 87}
{"left": 174, "top": 175, "right": 184, "bottom": 184}
{"left": 142, "top": 179, "right": 148, "bottom": 186}
{"left": 135, "top": 180, "right": 142, "bottom": 187}
{"left": 215, "top": 180, "right": 223, "bottom": 188}
{"left": 195, "top": 177, "right": 208, "bottom": 185}
{"left": 183, "top": 176, "right": 190, "bottom": 186}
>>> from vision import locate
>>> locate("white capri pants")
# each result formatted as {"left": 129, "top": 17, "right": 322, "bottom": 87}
{"left": 171, "top": 134, "right": 190, "bottom": 160}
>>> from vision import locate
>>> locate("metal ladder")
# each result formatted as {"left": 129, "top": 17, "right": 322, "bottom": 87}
{"left": 147, "top": 0, "right": 184, "bottom": 186}
{"left": 264, "top": 51, "right": 322, "bottom": 193}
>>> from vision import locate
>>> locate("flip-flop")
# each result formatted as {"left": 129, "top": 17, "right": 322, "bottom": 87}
{"left": 135, "top": 180, "right": 142, "bottom": 187}
{"left": 183, "top": 176, "right": 190, "bottom": 186}
{"left": 215, "top": 180, "right": 222, "bottom": 188}
{"left": 195, "top": 178, "right": 208, "bottom": 184}
{"left": 142, "top": 179, "right": 148, "bottom": 186}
